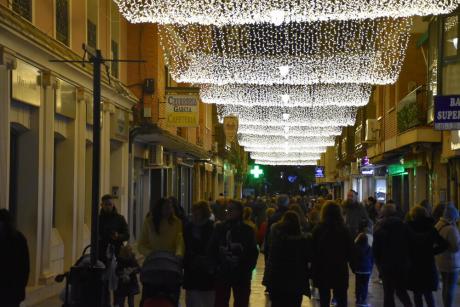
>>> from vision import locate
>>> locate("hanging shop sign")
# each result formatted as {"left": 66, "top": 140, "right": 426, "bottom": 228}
{"left": 12, "top": 59, "right": 41, "bottom": 107}
{"left": 55, "top": 79, "right": 76, "bottom": 119}
{"left": 165, "top": 94, "right": 199, "bottom": 127}
{"left": 434, "top": 95, "right": 460, "bottom": 130}
{"left": 111, "top": 107, "right": 129, "bottom": 141}
{"left": 223, "top": 116, "right": 239, "bottom": 144}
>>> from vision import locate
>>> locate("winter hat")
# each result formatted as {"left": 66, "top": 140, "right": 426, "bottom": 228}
{"left": 443, "top": 203, "right": 459, "bottom": 223}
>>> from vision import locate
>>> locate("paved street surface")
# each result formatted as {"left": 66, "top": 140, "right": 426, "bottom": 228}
{"left": 32, "top": 255, "right": 460, "bottom": 307}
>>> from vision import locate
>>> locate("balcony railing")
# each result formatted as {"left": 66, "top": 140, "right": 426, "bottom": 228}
{"left": 397, "top": 86, "right": 428, "bottom": 134}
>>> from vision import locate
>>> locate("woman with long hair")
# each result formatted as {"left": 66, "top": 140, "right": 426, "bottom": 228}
{"left": 138, "top": 198, "right": 185, "bottom": 306}
{"left": 138, "top": 197, "right": 184, "bottom": 257}
{"left": 312, "top": 201, "right": 353, "bottom": 307}
{"left": 265, "top": 210, "right": 312, "bottom": 307}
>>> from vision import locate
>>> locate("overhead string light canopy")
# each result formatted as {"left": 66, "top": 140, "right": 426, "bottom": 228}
{"left": 238, "top": 125, "right": 342, "bottom": 137}
{"left": 239, "top": 134, "right": 335, "bottom": 147}
{"left": 115, "top": 0, "right": 458, "bottom": 25}
{"left": 245, "top": 146, "right": 327, "bottom": 153}
{"left": 217, "top": 105, "right": 357, "bottom": 127}
{"left": 250, "top": 152, "right": 321, "bottom": 161}
{"left": 200, "top": 83, "right": 372, "bottom": 107}
{"left": 159, "top": 18, "right": 412, "bottom": 85}
{"left": 255, "top": 160, "right": 318, "bottom": 166}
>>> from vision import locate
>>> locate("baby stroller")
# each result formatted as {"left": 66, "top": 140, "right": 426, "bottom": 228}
{"left": 56, "top": 245, "right": 113, "bottom": 307}
{"left": 140, "top": 251, "right": 183, "bottom": 307}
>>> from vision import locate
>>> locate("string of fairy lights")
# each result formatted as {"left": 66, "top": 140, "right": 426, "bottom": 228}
{"left": 200, "top": 83, "right": 372, "bottom": 107}
{"left": 115, "top": 1, "right": 459, "bottom": 166}
{"left": 114, "top": 0, "right": 458, "bottom": 25}
{"left": 159, "top": 18, "right": 412, "bottom": 85}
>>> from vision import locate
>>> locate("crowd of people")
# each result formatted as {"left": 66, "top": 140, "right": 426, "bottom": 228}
{"left": 1, "top": 191, "right": 460, "bottom": 307}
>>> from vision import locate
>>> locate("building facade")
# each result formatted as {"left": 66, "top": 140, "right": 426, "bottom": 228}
{"left": 318, "top": 13, "right": 460, "bottom": 210}
{"left": 0, "top": 1, "right": 246, "bottom": 304}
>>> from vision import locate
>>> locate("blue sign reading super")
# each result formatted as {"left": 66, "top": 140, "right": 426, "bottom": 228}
{"left": 434, "top": 95, "right": 460, "bottom": 130}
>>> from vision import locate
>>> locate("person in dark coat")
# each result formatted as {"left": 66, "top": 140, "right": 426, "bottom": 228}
{"left": 263, "top": 194, "right": 289, "bottom": 258}
{"left": 406, "top": 206, "right": 448, "bottom": 307}
{"left": 366, "top": 196, "right": 379, "bottom": 223}
{"left": 208, "top": 199, "right": 259, "bottom": 307}
{"left": 352, "top": 229, "right": 373, "bottom": 306}
{"left": 262, "top": 194, "right": 289, "bottom": 291}
{"left": 343, "top": 190, "right": 369, "bottom": 238}
{"left": 312, "top": 201, "right": 353, "bottom": 307}
{"left": 373, "top": 203, "right": 413, "bottom": 307}
{"left": 0, "top": 209, "right": 30, "bottom": 307}
{"left": 114, "top": 245, "right": 140, "bottom": 307}
{"left": 183, "top": 201, "right": 215, "bottom": 307}
{"left": 98, "top": 194, "right": 130, "bottom": 262}
{"left": 265, "top": 210, "right": 312, "bottom": 307}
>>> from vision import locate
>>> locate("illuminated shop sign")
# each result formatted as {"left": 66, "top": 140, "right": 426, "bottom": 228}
{"left": 434, "top": 95, "right": 460, "bottom": 130}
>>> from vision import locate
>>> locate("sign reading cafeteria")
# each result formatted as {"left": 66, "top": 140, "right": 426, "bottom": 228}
{"left": 165, "top": 94, "right": 199, "bottom": 127}
{"left": 434, "top": 95, "right": 460, "bottom": 130}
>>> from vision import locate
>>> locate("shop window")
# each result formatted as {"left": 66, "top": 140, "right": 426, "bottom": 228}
{"left": 56, "top": 0, "right": 70, "bottom": 46}
{"left": 87, "top": 0, "right": 98, "bottom": 49}
{"left": 443, "top": 15, "right": 459, "bottom": 58}
{"left": 110, "top": 2, "right": 120, "bottom": 78}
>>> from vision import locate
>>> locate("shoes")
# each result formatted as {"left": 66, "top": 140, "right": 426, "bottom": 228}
{"left": 330, "top": 298, "right": 337, "bottom": 306}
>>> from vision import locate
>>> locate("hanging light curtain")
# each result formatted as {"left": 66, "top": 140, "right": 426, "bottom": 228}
{"left": 115, "top": 0, "right": 457, "bottom": 25}
{"left": 159, "top": 18, "right": 412, "bottom": 85}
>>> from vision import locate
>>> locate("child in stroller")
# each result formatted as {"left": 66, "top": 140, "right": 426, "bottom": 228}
{"left": 140, "top": 251, "right": 183, "bottom": 307}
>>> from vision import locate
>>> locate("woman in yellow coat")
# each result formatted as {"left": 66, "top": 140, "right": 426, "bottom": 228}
{"left": 138, "top": 198, "right": 185, "bottom": 305}
{"left": 138, "top": 198, "right": 185, "bottom": 258}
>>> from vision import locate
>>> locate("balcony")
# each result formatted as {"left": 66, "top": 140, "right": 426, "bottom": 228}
{"left": 395, "top": 86, "right": 441, "bottom": 147}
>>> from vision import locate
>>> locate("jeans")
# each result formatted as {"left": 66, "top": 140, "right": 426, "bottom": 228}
{"left": 355, "top": 273, "right": 370, "bottom": 304}
{"left": 441, "top": 271, "right": 459, "bottom": 307}
{"left": 114, "top": 294, "right": 135, "bottom": 307}
{"left": 413, "top": 291, "right": 435, "bottom": 307}
{"left": 319, "top": 287, "right": 347, "bottom": 307}
{"left": 270, "top": 291, "right": 303, "bottom": 307}
{"left": 185, "top": 290, "right": 216, "bottom": 307}
{"left": 382, "top": 278, "right": 412, "bottom": 307}
{"left": 214, "top": 280, "right": 251, "bottom": 307}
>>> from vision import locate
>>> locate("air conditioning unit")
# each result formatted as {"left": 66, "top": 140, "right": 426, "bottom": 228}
{"left": 365, "top": 119, "right": 379, "bottom": 143}
{"left": 146, "top": 144, "right": 164, "bottom": 167}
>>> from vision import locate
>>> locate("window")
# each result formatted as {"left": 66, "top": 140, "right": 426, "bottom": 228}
{"left": 56, "top": 0, "right": 70, "bottom": 46}
{"left": 427, "top": 20, "right": 439, "bottom": 123}
{"left": 110, "top": 2, "right": 120, "bottom": 78}
{"left": 443, "top": 15, "right": 459, "bottom": 58}
{"left": 87, "top": 0, "right": 98, "bottom": 49}
{"left": 12, "top": 0, "right": 32, "bottom": 21}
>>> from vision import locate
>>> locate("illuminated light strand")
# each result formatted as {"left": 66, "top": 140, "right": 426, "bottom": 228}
{"left": 238, "top": 125, "right": 342, "bottom": 137}
{"left": 159, "top": 18, "right": 412, "bottom": 85}
{"left": 250, "top": 152, "right": 321, "bottom": 161}
{"left": 245, "top": 146, "right": 326, "bottom": 153}
{"left": 114, "top": 0, "right": 458, "bottom": 25}
{"left": 217, "top": 105, "right": 357, "bottom": 127}
{"left": 255, "top": 160, "right": 318, "bottom": 166}
{"left": 200, "top": 83, "right": 372, "bottom": 107}
{"left": 239, "top": 134, "right": 335, "bottom": 147}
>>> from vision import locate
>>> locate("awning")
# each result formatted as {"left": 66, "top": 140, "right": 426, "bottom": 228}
{"left": 132, "top": 123, "right": 211, "bottom": 160}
